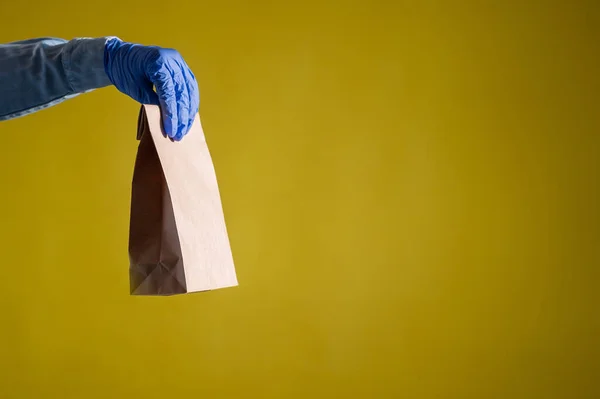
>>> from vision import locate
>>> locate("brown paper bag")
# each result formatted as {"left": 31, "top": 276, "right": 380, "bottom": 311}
{"left": 128, "top": 105, "right": 238, "bottom": 295}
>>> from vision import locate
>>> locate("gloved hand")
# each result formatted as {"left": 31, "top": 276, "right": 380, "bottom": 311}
{"left": 104, "top": 38, "right": 199, "bottom": 141}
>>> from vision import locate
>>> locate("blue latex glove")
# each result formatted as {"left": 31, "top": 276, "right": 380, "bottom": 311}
{"left": 104, "top": 38, "right": 199, "bottom": 141}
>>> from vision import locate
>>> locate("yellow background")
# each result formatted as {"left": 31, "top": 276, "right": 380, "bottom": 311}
{"left": 0, "top": 1, "right": 598, "bottom": 398}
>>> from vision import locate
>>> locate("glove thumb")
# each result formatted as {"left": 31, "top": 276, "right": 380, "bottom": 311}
{"left": 138, "top": 82, "right": 161, "bottom": 106}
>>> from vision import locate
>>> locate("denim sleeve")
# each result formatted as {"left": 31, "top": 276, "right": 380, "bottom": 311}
{"left": 0, "top": 37, "right": 113, "bottom": 121}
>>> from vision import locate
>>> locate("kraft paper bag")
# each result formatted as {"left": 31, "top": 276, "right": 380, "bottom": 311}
{"left": 129, "top": 105, "right": 238, "bottom": 295}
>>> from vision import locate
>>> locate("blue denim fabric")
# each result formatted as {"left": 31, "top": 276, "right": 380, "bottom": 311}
{"left": 0, "top": 37, "right": 112, "bottom": 121}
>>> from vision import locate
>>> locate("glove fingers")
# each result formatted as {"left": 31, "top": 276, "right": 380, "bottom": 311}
{"left": 173, "top": 69, "right": 189, "bottom": 141}
{"left": 173, "top": 57, "right": 198, "bottom": 140}
{"left": 152, "top": 69, "right": 178, "bottom": 138}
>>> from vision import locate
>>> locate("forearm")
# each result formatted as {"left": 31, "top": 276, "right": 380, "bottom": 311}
{"left": 0, "top": 37, "right": 112, "bottom": 121}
